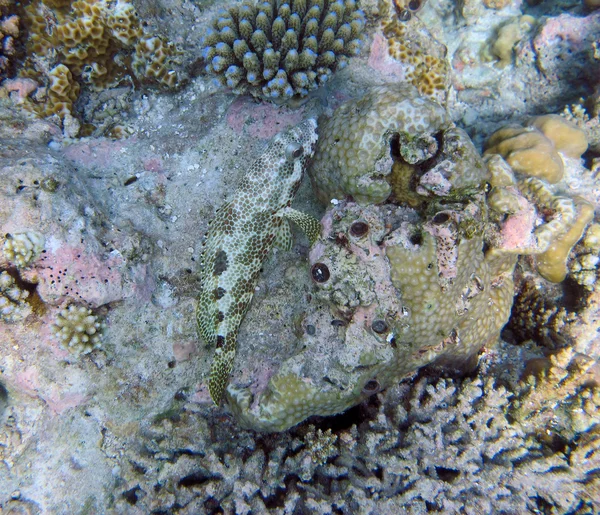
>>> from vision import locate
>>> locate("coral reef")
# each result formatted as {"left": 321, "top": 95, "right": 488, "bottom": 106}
{"left": 308, "top": 84, "right": 450, "bottom": 205}
{"left": 378, "top": 0, "right": 449, "bottom": 103}
{"left": 483, "top": 15, "right": 536, "bottom": 68}
{"left": 19, "top": 0, "right": 182, "bottom": 126}
{"left": 2, "top": 231, "right": 45, "bottom": 268}
{"left": 87, "top": 346, "right": 600, "bottom": 514}
{"left": 484, "top": 115, "right": 594, "bottom": 283}
{"left": 0, "top": 271, "right": 30, "bottom": 323}
{"left": 0, "top": 0, "right": 20, "bottom": 80}
{"left": 201, "top": 0, "right": 366, "bottom": 100}
{"left": 50, "top": 304, "right": 104, "bottom": 355}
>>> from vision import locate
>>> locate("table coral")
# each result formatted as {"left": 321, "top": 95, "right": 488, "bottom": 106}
{"left": 201, "top": 0, "right": 366, "bottom": 101}
{"left": 308, "top": 84, "right": 450, "bottom": 205}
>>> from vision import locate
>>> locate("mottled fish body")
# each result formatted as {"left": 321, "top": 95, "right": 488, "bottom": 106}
{"left": 197, "top": 119, "right": 320, "bottom": 405}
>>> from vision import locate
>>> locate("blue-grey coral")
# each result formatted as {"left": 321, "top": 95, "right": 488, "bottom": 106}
{"left": 201, "top": 0, "right": 366, "bottom": 100}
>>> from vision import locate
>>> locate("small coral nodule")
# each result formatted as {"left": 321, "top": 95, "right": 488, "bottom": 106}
{"left": 0, "top": 270, "right": 31, "bottom": 323}
{"left": 51, "top": 304, "right": 104, "bottom": 355}
{"left": 201, "top": 0, "right": 366, "bottom": 100}
{"left": 2, "top": 231, "right": 45, "bottom": 268}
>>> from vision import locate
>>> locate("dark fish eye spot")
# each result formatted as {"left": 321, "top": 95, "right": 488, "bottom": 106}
{"left": 371, "top": 320, "right": 388, "bottom": 334}
{"left": 397, "top": 8, "right": 411, "bottom": 21}
{"left": 350, "top": 221, "right": 369, "bottom": 238}
{"left": 363, "top": 379, "right": 380, "bottom": 393}
{"left": 433, "top": 212, "right": 450, "bottom": 224}
{"left": 311, "top": 263, "right": 330, "bottom": 283}
{"left": 408, "top": 0, "right": 420, "bottom": 10}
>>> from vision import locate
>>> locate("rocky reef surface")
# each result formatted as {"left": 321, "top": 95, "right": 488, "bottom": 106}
{"left": 1, "top": 0, "right": 600, "bottom": 513}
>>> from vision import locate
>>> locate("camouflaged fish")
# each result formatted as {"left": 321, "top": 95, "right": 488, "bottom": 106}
{"left": 197, "top": 119, "right": 321, "bottom": 405}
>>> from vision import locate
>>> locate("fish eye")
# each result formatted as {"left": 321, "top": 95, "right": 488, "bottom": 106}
{"left": 311, "top": 263, "right": 330, "bottom": 283}
{"left": 286, "top": 142, "right": 304, "bottom": 160}
{"left": 408, "top": 0, "right": 420, "bottom": 10}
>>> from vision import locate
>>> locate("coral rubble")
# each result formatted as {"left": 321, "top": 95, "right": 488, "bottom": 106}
{"left": 201, "top": 0, "right": 366, "bottom": 100}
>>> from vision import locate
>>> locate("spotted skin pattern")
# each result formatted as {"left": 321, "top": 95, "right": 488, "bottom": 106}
{"left": 197, "top": 119, "right": 320, "bottom": 405}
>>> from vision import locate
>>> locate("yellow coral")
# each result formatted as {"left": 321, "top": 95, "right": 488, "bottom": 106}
{"left": 379, "top": 0, "right": 449, "bottom": 103}
{"left": 536, "top": 198, "right": 595, "bottom": 283}
{"left": 484, "top": 126, "right": 564, "bottom": 183}
{"left": 529, "top": 114, "right": 589, "bottom": 158}
{"left": 21, "top": 0, "right": 181, "bottom": 124}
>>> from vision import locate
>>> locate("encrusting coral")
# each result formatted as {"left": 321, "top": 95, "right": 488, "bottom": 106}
{"left": 378, "top": 0, "right": 449, "bottom": 103}
{"left": 2, "top": 231, "right": 45, "bottom": 268}
{"left": 50, "top": 303, "right": 104, "bottom": 355}
{"left": 19, "top": 0, "right": 182, "bottom": 124}
{"left": 201, "top": 0, "right": 366, "bottom": 100}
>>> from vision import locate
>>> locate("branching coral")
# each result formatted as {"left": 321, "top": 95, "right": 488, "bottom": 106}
{"left": 201, "top": 0, "right": 366, "bottom": 100}
{"left": 0, "top": 271, "right": 31, "bottom": 323}
{"left": 2, "top": 231, "right": 45, "bottom": 268}
{"left": 50, "top": 303, "right": 104, "bottom": 355}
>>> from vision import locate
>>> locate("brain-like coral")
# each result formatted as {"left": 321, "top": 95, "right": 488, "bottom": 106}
{"left": 2, "top": 231, "right": 45, "bottom": 268}
{"left": 0, "top": 271, "right": 31, "bottom": 323}
{"left": 50, "top": 303, "right": 104, "bottom": 355}
{"left": 309, "top": 84, "right": 450, "bottom": 205}
{"left": 201, "top": 0, "right": 366, "bottom": 100}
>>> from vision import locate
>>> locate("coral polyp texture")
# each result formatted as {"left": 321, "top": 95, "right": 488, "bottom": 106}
{"left": 50, "top": 304, "right": 104, "bottom": 355}
{"left": 2, "top": 231, "right": 45, "bottom": 268}
{"left": 308, "top": 84, "right": 450, "bottom": 205}
{"left": 201, "top": 0, "right": 366, "bottom": 100}
{"left": 20, "top": 0, "right": 181, "bottom": 123}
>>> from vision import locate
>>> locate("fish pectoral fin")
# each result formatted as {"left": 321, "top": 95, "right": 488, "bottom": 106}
{"left": 281, "top": 207, "right": 322, "bottom": 245}
{"left": 274, "top": 218, "right": 293, "bottom": 251}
